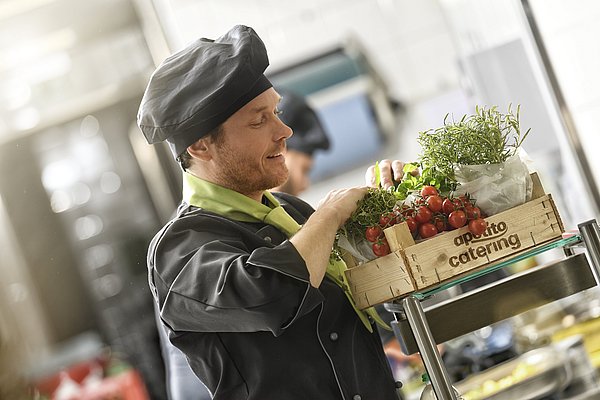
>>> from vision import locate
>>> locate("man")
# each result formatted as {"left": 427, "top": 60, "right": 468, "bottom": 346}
{"left": 137, "top": 25, "right": 401, "bottom": 399}
{"left": 156, "top": 89, "right": 331, "bottom": 400}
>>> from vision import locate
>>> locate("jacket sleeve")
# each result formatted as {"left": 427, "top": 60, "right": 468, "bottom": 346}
{"left": 153, "top": 215, "right": 324, "bottom": 336}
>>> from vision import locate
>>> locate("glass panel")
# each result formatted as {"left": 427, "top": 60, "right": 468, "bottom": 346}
{"left": 413, "top": 234, "right": 583, "bottom": 299}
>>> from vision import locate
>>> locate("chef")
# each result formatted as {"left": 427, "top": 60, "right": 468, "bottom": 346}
{"left": 137, "top": 24, "right": 402, "bottom": 399}
{"left": 155, "top": 89, "right": 333, "bottom": 400}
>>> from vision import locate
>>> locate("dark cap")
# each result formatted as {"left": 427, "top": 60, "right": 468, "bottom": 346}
{"left": 278, "top": 89, "right": 330, "bottom": 156}
{"left": 137, "top": 25, "right": 273, "bottom": 158}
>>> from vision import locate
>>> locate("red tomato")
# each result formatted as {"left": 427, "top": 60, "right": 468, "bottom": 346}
{"left": 399, "top": 205, "right": 415, "bottom": 218}
{"left": 426, "top": 195, "right": 443, "bottom": 213}
{"left": 448, "top": 210, "right": 467, "bottom": 229}
{"left": 404, "top": 217, "right": 419, "bottom": 233}
{"left": 468, "top": 218, "right": 488, "bottom": 236}
{"left": 442, "top": 198, "right": 455, "bottom": 215}
{"left": 420, "top": 186, "right": 438, "bottom": 198}
{"left": 379, "top": 213, "right": 396, "bottom": 228}
{"left": 453, "top": 198, "right": 465, "bottom": 209}
{"left": 415, "top": 206, "right": 433, "bottom": 224}
{"left": 419, "top": 222, "right": 438, "bottom": 238}
{"left": 372, "top": 239, "right": 391, "bottom": 257}
{"left": 365, "top": 225, "right": 383, "bottom": 242}
{"left": 405, "top": 217, "right": 418, "bottom": 233}
{"left": 465, "top": 206, "right": 481, "bottom": 220}
{"left": 433, "top": 214, "right": 446, "bottom": 232}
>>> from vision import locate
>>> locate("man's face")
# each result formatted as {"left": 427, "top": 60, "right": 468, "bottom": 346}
{"left": 275, "top": 150, "right": 314, "bottom": 196}
{"left": 204, "top": 88, "right": 293, "bottom": 196}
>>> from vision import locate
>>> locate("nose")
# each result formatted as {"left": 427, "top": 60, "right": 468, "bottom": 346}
{"left": 276, "top": 118, "right": 293, "bottom": 141}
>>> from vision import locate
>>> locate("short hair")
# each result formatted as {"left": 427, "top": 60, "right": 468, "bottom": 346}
{"left": 177, "top": 124, "right": 224, "bottom": 171}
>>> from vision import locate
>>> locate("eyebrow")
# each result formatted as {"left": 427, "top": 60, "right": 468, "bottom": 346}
{"left": 250, "top": 105, "right": 269, "bottom": 114}
{"left": 249, "top": 96, "right": 283, "bottom": 114}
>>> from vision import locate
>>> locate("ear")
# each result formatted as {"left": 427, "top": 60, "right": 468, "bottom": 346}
{"left": 187, "top": 138, "right": 212, "bottom": 161}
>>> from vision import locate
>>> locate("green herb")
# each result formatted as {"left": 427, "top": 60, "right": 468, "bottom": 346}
{"left": 417, "top": 104, "right": 530, "bottom": 179}
{"left": 340, "top": 187, "right": 398, "bottom": 241}
{"left": 391, "top": 162, "right": 456, "bottom": 199}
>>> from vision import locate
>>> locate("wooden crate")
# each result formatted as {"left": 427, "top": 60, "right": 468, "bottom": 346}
{"left": 344, "top": 174, "right": 564, "bottom": 310}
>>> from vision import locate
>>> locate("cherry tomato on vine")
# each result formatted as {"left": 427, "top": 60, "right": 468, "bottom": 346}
{"left": 413, "top": 197, "right": 425, "bottom": 206}
{"left": 379, "top": 213, "right": 396, "bottom": 228}
{"left": 419, "top": 222, "right": 438, "bottom": 239}
{"left": 372, "top": 239, "right": 391, "bottom": 257}
{"left": 448, "top": 210, "right": 467, "bottom": 229}
{"left": 365, "top": 225, "right": 383, "bottom": 242}
{"left": 404, "top": 217, "right": 418, "bottom": 233}
{"left": 465, "top": 205, "right": 481, "bottom": 220}
{"left": 442, "top": 198, "right": 456, "bottom": 215}
{"left": 415, "top": 206, "right": 433, "bottom": 224}
{"left": 399, "top": 205, "right": 415, "bottom": 218}
{"left": 420, "top": 186, "right": 438, "bottom": 198}
{"left": 452, "top": 198, "right": 465, "bottom": 209}
{"left": 426, "top": 195, "right": 443, "bottom": 213}
{"left": 432, "top": 214, "right": 446, "bottom": 232}
{"left": 468, "top": 218, "right": 488, "bottom": 236}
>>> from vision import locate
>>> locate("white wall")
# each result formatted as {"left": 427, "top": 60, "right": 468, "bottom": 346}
{"left": 164, "top": 0, "right": 461, "bottom": 106}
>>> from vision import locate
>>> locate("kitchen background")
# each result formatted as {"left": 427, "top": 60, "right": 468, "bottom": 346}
{"left": 1, "top": 0, "right": 600, "bottom": 398}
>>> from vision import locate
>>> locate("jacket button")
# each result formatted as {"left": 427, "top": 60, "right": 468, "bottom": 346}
{"left": 264, "top": 236, "right": 272, "bottom": 243}
{"left": 395, "top": 381, "right": 403, "bottom": 388}
{"left": 353, "top": 395, "right": 361, "bottom": 400}
{"left": 329, "top": 332, "right": 339, "bottom": 341}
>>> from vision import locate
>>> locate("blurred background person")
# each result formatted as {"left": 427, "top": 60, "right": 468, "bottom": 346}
{"left": 272, "top": 88, "right": 330, "bottom": 196}
{"left": 157, "top": 86, "right": 331, "bottom": 400}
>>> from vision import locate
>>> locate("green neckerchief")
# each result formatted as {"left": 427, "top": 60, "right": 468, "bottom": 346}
{"left": 183, "top": 172, "right": 389, "bottom": 333}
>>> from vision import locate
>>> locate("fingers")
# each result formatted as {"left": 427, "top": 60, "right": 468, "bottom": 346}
{"left": 318, "top": 187, "right": 367, "bottom": 227}
{"left": 365, "top": 159, "right": 419, "bottom": 189}
{"left": 365, "top": 165, "right": 377, "bottom": 187}
{"left": 378, "top": 159, "right": 394, "bottom": 189}
{"left": 391, "top": 160, "right": 405, "bottom": 181}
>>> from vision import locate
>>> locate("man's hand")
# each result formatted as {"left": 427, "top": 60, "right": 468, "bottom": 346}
{"left": 365, "top": 159, "right": 417, "bottom": 189}
{"left": 317, "top": 187, "right": 368, "bottom": 228}
{"left": 291, "top": 186, "right": 367, "bottom": 287}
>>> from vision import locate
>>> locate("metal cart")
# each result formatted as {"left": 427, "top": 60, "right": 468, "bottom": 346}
{"left": 384, "top": 220, "right": 600, "bottom": 399}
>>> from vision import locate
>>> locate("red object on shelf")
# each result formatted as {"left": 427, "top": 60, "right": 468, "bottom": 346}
{"left": 32, "top": 357, "right": 150, "bottom": 400}
{"left": 68, "top": 370, "right": 149, "bottom": 400}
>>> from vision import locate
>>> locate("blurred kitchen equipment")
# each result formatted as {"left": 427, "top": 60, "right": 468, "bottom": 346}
{"left": 455, "top": 346, "right": 571, "bottom": 400}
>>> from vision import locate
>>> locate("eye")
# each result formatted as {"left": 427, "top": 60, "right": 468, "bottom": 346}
{"left": 250, "top": 116, "right": 266, "bottom": 127}
{"left": 275, "top": 108, "right": 283, "bottom": 116}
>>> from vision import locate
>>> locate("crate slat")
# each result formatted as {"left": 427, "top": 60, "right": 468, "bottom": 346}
{"left": 344, "top": 251, "right": 415, "bottom": 310}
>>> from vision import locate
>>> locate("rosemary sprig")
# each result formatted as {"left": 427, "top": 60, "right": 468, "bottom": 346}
{"left": 417, "top": 104, "right": 530, "bottom": 179}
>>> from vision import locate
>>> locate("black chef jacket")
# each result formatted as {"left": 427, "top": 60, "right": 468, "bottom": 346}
{"left": 149, "top": 192, "right": 400, "bottom": 400}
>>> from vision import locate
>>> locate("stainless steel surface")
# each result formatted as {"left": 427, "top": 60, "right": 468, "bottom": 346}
{"left": 566, "top": 387, "right": 600, "bottom": 400}
{"left": 519, "top": 0, "right": 600, "bottom": 219}
{"left": 402, "top": 296, "right": 458, "bottom": 400}
{"left": 393, "top": 253, "right": 596, "bottom": 355}
{"left": 455, "top": 346, "right": 571, "bottom": 400}
{"left": 579, "top": 220, "right": 600, "bottom": 285}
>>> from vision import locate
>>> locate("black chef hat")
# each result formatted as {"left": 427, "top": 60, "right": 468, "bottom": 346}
{"left": 278, "top": 89, "right": 330, "bottom": 156}
{"left": 137, "top": 25, "right": 273, "bottom": 159}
